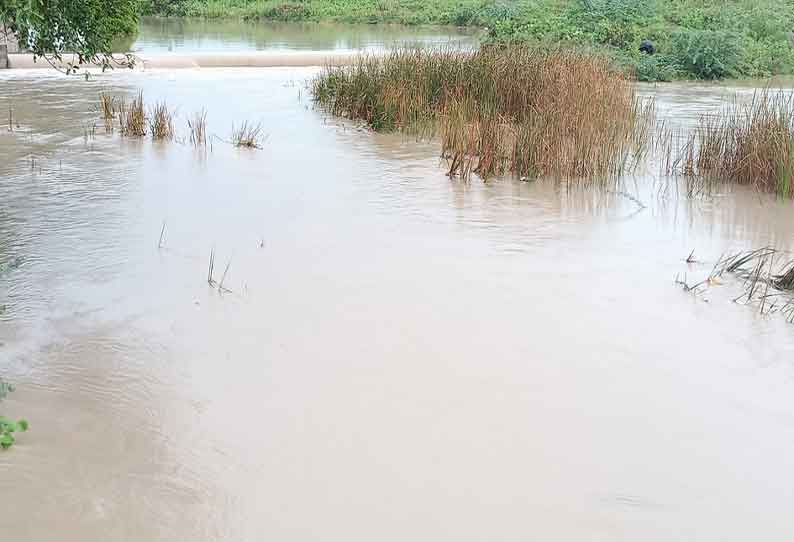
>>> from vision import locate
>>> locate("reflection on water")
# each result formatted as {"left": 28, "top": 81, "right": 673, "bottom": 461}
{"left": 2, "top": 66, "right": 794, "bottom": 541}
{"left": 132, "top": 17, "right": 481, "bottom": 54}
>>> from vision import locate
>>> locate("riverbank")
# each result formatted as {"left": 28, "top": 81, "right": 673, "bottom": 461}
{"left": 139, "top": 0, "right": 794, "bottom": 81}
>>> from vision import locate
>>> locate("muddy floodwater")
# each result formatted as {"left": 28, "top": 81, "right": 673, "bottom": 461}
{"left": 2, "top": 28, "right": 794, "bottom": 542}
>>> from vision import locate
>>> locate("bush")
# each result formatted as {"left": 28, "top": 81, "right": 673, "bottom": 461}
{"left": 250, "top": 2, "right": 313, "bottom": 22}
{"left": 669, "top": 29, "right": 740, "bottom": 79}
{"left": 139, "top": 0, "right": 188, "bottom": 16}
{"left": 449, "top": 3, "right": 483, "bottom": 26}
{"left": 563, "top": 0, "right": 657, "bottom": 48}
{"left": 634, "top": 53, "right": 678, "bottom": 82}
{"left": 737, "top": 36, "right": 794, "bottom": 78}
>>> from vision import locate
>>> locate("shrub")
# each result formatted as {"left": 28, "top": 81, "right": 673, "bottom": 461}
{"left": 634, "top": 53, "right": 677, "bottom": 82}
{"left": 139, "top": 0, "right": 189, "bottom": 16}
{"left": 564, "top": 0, "right": 657, "bottom": 48}
{"left": 449, "top": 3, "right": 483, "bottom": 26}
{"left": 669, "top": 29, "right": 740, "bottom": 79}
{"left": 248, "top": 3, "right": 313, "bottom": 22}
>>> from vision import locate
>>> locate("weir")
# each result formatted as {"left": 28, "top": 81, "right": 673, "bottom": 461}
{"left": 4, "top": 51, "right": 369, "bottom": 70}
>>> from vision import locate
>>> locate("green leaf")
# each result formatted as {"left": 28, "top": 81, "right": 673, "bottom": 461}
{"left": 17, "top": 420, "right": 29, "bottom": 432}
{"left": 0, "top": 433, "right": 15, "bottom": 449}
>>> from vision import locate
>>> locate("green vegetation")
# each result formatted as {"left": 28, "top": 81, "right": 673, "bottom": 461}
{"left": 139, "top": 0, "right": 475, "bottom": 23}
{"left": 314, "top": 46, "right": 650, "bottom": 180}
{"left": 1, "top": 0, "right": 138, "bottom": 71}
{"left": 139, "top": 0, "right": 794, "bottom": 81}
{"left": 0, "top": 378, "right": 28, "bottom": 450}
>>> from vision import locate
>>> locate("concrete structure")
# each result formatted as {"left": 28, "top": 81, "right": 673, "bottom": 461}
{"left": 0, "top": 44, "right": 7, "bottom": 69}
{"left": 4, "top": 50, "right": 370, "bottom": 70}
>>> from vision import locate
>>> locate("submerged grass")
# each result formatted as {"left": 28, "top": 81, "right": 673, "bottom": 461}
{"left": 188, "top": 109, "right": 208, "bottom": 147}
{"left": 671, "top": 90, "right": 794, "bottom": 198}
{"left": 678, "top": 248, "right": 794, "bottom": 323}
{"left": 98, "top": 93, "right": 116, "bottom": 133}
{"left": 118, "top": 92, "right": 147, "bottom": 137}
{"left": 99, "top": 93, "right": 115, "bottom": 121}
{"left": 149, "top": 101, "right": 175, "bottom": 141}
{"left": 231, "top": 121, "right": 264, "bottom": 148}
{"left": 313, "top": 46, "right": 652, "bottom": 181}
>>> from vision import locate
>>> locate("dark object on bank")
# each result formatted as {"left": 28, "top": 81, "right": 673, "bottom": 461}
{"left": 639, "top": 40, "right": 656, "bottom": 55}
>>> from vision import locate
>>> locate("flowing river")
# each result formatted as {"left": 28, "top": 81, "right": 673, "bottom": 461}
{"left": 1, "top": 19, "right": 794, "bottom": 542}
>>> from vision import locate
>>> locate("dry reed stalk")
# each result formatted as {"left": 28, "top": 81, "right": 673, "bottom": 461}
{"left": 158, "top": 221, "right": 166, "bottom": 249}
{"left": 149, "top": 101, "right": 174, "bottom": 141}
{"left": 188, "top": 109, "right": 208, "bottom": 147}
{"left": 99, "top": 93, "right": 115, "bottom": 121}
{"left": 207, "top": 248, "right": 215, "bottom": 285}
{"left": 118, "top": 92, "right": 146, "bottom": 137}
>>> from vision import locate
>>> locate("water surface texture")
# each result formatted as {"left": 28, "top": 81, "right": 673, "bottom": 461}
{"left": 132, "top": 17, "right": 480, "bottom": 54}
{"left": 1, "top": 33, "right": 794, "bottom": 542}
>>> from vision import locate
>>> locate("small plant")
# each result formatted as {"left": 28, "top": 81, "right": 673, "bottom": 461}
{"left": 0, "top": 379, "right": 14, "bottom": 401}
{"left": 98, "top": 92, "right": 116, "bottom": 132}
{"left": 188, "top": 109, "right": 208, "bottom": 147}
{"left": 0, "top": 378, "right": 28, "bottom": 450}
{"left": 149, "top": 101, "right": 175, "bottom": 141}
{"left": 118, "top": 92, "right": 146, "bottom": 137}
{"left": 99, "top": 92, "right": 115, "bottom": 121}
{"left": 231, "top": 121, "right": 263, "bottom": 148}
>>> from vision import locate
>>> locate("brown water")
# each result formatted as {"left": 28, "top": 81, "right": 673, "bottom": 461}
{"left": 1, "top": 65, "right": 794, "bottom": 541}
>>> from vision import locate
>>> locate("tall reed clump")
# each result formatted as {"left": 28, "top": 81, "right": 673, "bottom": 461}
{"left": 118, "top": 92, "right": 147, "bottom": 137}
{"left": 149, "top": 101, "right": 175, "bottom": 141}
{"left": 313, "top": 46, "right": 652, "bottom": 181}
{"left": 676, "top": 90, "right": 794, "bottom": 198}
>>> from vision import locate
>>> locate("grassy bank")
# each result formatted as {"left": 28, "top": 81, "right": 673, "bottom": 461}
{"left": 139, "top": 0, "right": 794, "bottom": 81}
{"left": 313, "top": 46, "right": 650, "bottom": 180}
{"left": 140, "top": 0, "right": 475, "bottom": 24}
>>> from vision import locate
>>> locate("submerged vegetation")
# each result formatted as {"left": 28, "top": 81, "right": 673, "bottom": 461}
{"left": 149, "top": 101, "right": 176, "bottom": 141}
{"left": 188, "top": 109, "right": 208, "bottom": 146}
{"left": 118, "top": 92, "right": 147, "bottom": 137}
{"left": 676, "top": 248, "right": 794, "bottom": 324}
{"left": 139, "top": 0, "right": 794, "bottom": 81}
{"left": 94, "top": 93, "right": 262, "bottom": 149}
{"left": 665, "top": 90, "right": 794, "bottom": 198}
{"left": 231, "top": 121, "right": 264, "bottom": 148}
{"left": 0, "top": 378, "right": 28, "bottom": 450}
{"left": 314, "top": 46, "right": 651, "bottom": 180}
